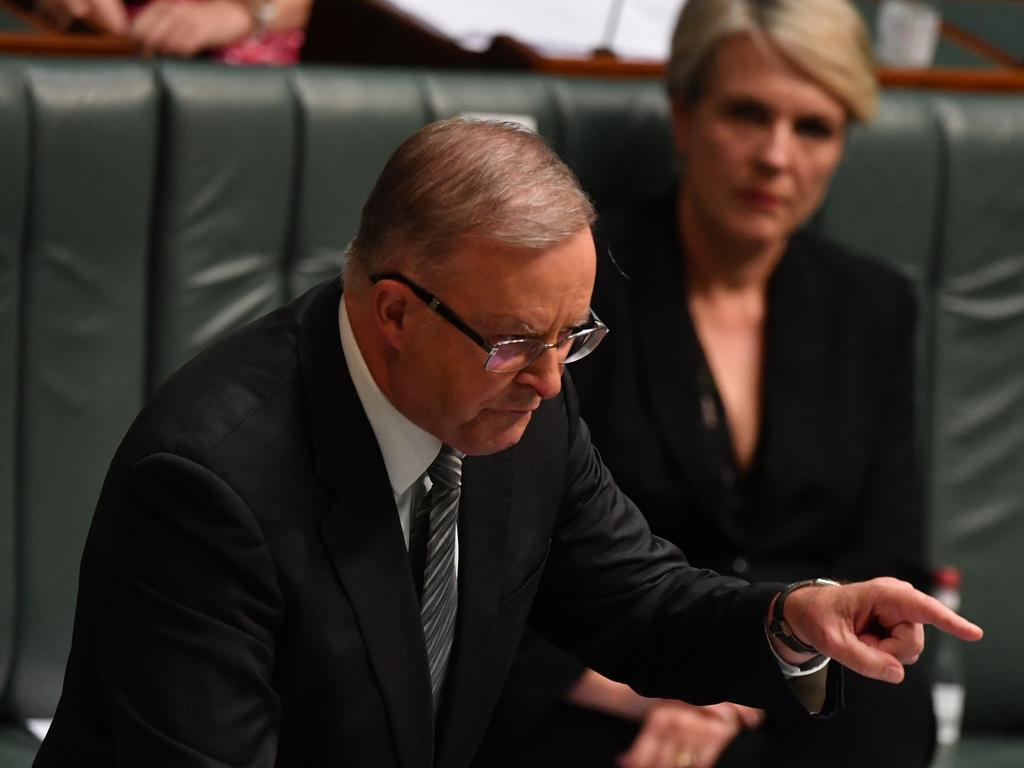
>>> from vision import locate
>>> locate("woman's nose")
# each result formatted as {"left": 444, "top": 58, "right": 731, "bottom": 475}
{"left": 755, "top": 122, "right": 793, "bottom": 171}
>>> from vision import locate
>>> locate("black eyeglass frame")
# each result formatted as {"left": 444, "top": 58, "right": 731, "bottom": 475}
{"left": 369, "top": 272, "right": 608, "bottom": 373}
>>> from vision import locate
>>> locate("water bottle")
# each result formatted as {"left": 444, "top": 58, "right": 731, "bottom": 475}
{"left": 931, "top": 566, "right": 966, "bottom": 749}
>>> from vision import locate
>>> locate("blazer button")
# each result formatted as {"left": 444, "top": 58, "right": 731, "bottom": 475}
{"left": 731, "top": 556, "right": 750, "bottom": 575}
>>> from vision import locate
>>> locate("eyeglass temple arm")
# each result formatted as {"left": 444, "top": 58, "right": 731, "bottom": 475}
{"left": 369, "top": 272, "right": 495, "bottom": 355}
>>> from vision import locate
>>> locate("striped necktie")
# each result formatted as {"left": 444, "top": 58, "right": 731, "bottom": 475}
{"left": 410, "top": 445, "right": 463, "bottom": 708}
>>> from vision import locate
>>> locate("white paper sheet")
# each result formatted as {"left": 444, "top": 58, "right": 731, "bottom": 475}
{"left": 386, "top": 0, "right": 688, "bottom": 60}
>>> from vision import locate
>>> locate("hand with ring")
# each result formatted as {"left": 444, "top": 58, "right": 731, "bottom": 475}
{"left": 616, "top": 699, "right": 757, "bottom": 768}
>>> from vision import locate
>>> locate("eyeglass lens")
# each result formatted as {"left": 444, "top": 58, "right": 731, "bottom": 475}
{"left": 485, "top": 327, "right": 607, "bottom": 373}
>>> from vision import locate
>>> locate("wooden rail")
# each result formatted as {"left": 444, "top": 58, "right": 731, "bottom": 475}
{"left": 3, "top": 0, "right": 1023, "bottom": 91}
{"left": 0, "top": 0, "right": 134, "bottom": 57}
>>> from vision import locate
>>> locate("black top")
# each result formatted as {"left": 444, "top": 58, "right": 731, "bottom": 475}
{"left": 577, "top": 193, "right": 928, "bottom": 589}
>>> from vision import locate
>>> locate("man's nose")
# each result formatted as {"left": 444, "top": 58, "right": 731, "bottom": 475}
{"left": 514, "top": 348, "right": 564, "bottom": 400}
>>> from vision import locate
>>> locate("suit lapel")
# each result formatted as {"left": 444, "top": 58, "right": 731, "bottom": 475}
{"left": 299, "top": 281, "right": 434, "bottom": 768}
{"left": 433, "top": 450, "right": 512, "bottom": 768}
{"left": 632, "top": 210, "right": 747, "bottom": 544}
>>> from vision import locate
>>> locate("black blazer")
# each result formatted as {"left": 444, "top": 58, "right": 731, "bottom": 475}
{"left": 34, "top": 279, "right": 815, "bottom": 768}
{"left": 577, "top": 196, "right": 928, "bottom": 590}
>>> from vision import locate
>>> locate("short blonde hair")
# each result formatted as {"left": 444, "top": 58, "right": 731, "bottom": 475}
{"left": 667, "top": 0, "right": 878, "bottom": 122}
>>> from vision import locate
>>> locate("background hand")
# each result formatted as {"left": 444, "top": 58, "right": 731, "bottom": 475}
{"left": 36, "top": 0, "right": 128, "bottom": 33}
{"left": 130, "top": 0, "right": 253, "bottom": 58}
{"left": 702, "top": 701, "right": 765, "bottom": 730}
{"left": 617, "top": 700, "right": 760, "bottom": 768}
{"left": 780, "top": 577, "right": 983, "bottom": 683}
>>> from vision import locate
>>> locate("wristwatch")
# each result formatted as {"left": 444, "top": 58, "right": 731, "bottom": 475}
{"left": 769, "top": 578, "right": 841, "bottom": 654}
{"left": 250, "top": 0, "right": 276, "bottom": 34}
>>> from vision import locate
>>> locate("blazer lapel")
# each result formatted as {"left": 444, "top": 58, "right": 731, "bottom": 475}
{"left": 632, "top": 210, "right": 747, "bottom": 545}
{"left": 299, "top": 280, "right": 434, "bottom": 768}
{"left": 432, "top": 450, "right": 513, "bottom": 768}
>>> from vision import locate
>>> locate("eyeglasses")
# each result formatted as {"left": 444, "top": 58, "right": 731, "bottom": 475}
{"left": 370, "top": 272, "right": 609, "bottom": 373}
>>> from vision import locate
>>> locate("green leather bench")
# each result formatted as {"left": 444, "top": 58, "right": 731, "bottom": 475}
{"left": 0, "top": 59, "right": 1021, "bottom": 767}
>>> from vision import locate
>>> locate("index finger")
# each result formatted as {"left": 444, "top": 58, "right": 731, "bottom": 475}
{"left": 886, "top": 590, "right": 983, "bottom": 642}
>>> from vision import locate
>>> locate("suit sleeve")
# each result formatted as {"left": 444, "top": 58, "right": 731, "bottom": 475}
{"left": 830, "top": 276, "right": 930, "bottom": 591}
{"left": 480, "top": 628, "right": 587, "bottom": 737}
{"left": 527, "top": 377, "right": 822, "bottom": 715}
{"left": 89, "top": 452, "right": 283, "bottom": 767}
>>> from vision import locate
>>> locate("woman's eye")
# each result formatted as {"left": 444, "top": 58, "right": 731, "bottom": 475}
{"left": 725, "top": 100, "right": 770, "bottom": 124}
{"left": 796, "top": 118, "right": 836, "bottom": 139}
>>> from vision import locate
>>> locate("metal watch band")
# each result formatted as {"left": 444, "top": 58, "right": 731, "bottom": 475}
{"left": 770, "top": 578, "right": 841, "bottom": 655}
{"left": 250, "top": 0, "right": 275, "bottom": 34}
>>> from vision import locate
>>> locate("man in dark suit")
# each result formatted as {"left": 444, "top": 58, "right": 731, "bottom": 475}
{"left": 34, "top": 119, "right": 979, "bottom": 768}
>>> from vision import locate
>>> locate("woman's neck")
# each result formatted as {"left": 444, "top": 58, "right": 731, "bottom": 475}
{"left": 677, "top": 191, "right": 776, "bottom": 474}
{"left": 678, "top": 192, "right": 786, "bottom": 299}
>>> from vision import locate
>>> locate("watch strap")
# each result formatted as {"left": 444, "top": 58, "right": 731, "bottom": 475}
{"left": 250, "top": 0, "right": 275, "bottom": 34}
{"left": 770, "top": 578, "right": 840, "bottom": 655}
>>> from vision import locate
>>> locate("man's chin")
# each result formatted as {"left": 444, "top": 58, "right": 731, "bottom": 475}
{"left": 460, "top": 409, "right": 534, "bottom": 456}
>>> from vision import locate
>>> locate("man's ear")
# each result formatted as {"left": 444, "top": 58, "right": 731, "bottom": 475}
{"left": 373, "top": 281, "right": 410, "bottom": 350}
{"left": 670, "top": 99, "right": 690, "bottom": 157}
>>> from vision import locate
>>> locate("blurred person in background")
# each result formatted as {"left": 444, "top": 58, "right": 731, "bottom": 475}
{"left": 30, "top": 0, "right": 310, "bottom": 63}
{"left": 476, "top": 1, "right": 935, "bottom": 766}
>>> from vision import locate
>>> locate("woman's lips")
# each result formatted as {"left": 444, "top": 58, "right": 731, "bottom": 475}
{"left": 739, "top": 188, "right": 784, "bottom": 209}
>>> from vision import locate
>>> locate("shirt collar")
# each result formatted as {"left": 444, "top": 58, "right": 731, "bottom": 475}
{"left": 339, "top": 294, "right": 442, "bottom": 497}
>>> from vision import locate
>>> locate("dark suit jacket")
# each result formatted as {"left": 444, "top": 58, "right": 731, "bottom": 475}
{"left": 34, "top": 279, "right": 815, "bottom": 768}
{"left": 479, "top": 195, "right": 932, "bottom": 767}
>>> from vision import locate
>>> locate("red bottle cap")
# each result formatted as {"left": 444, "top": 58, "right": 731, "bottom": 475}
{"left": 933, "top": 565, "right": 962, "bottom": 590}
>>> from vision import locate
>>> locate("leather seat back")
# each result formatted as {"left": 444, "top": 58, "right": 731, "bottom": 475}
{"left": 0, "top": 61, "right": 1021, "bottom": 744}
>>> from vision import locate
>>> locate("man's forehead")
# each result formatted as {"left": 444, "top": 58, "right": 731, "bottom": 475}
{"left": 425, "top": 228, "right": 596, "bottom": 325}
{"left": 476, "top": 307, "right": 591, "bottom": 335}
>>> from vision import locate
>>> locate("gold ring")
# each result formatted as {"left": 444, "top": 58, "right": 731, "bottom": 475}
{"left": 675, "top": 750, "right": 694, "bottom": 768}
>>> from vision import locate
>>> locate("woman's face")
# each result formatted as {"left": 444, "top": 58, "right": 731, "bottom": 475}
{"left": 674, "top": 34, "right": 848, "bottom": 253}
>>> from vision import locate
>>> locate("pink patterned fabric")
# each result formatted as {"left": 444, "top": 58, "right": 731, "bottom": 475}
{"left": 215, "top": 28, "right": 304, "bottom": 65}
{"left": 126, "top": 0, "right": 305, "bottom": 65}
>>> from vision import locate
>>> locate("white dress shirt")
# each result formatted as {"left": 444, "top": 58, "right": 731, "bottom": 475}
{"left": 338, "top": 295, "right": 459, "bottom": 575}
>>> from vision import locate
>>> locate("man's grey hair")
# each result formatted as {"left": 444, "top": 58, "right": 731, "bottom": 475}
{"left": 342, "top": 118, "right": 596, "bottom": 285}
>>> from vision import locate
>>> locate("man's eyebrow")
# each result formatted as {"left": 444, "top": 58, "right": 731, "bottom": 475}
{"left": 569, "top": 310, "right": 592, "bottom": 328}
{"left": 479, "top": 314, "right": 545, "bottom": 336}
{"left": 480, "top": 311, "right": 592, "bottom": 337}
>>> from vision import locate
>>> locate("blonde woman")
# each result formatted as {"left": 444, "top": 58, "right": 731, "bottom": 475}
{"left": 478, "top": 2, "right": 933, "bottom": 767}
